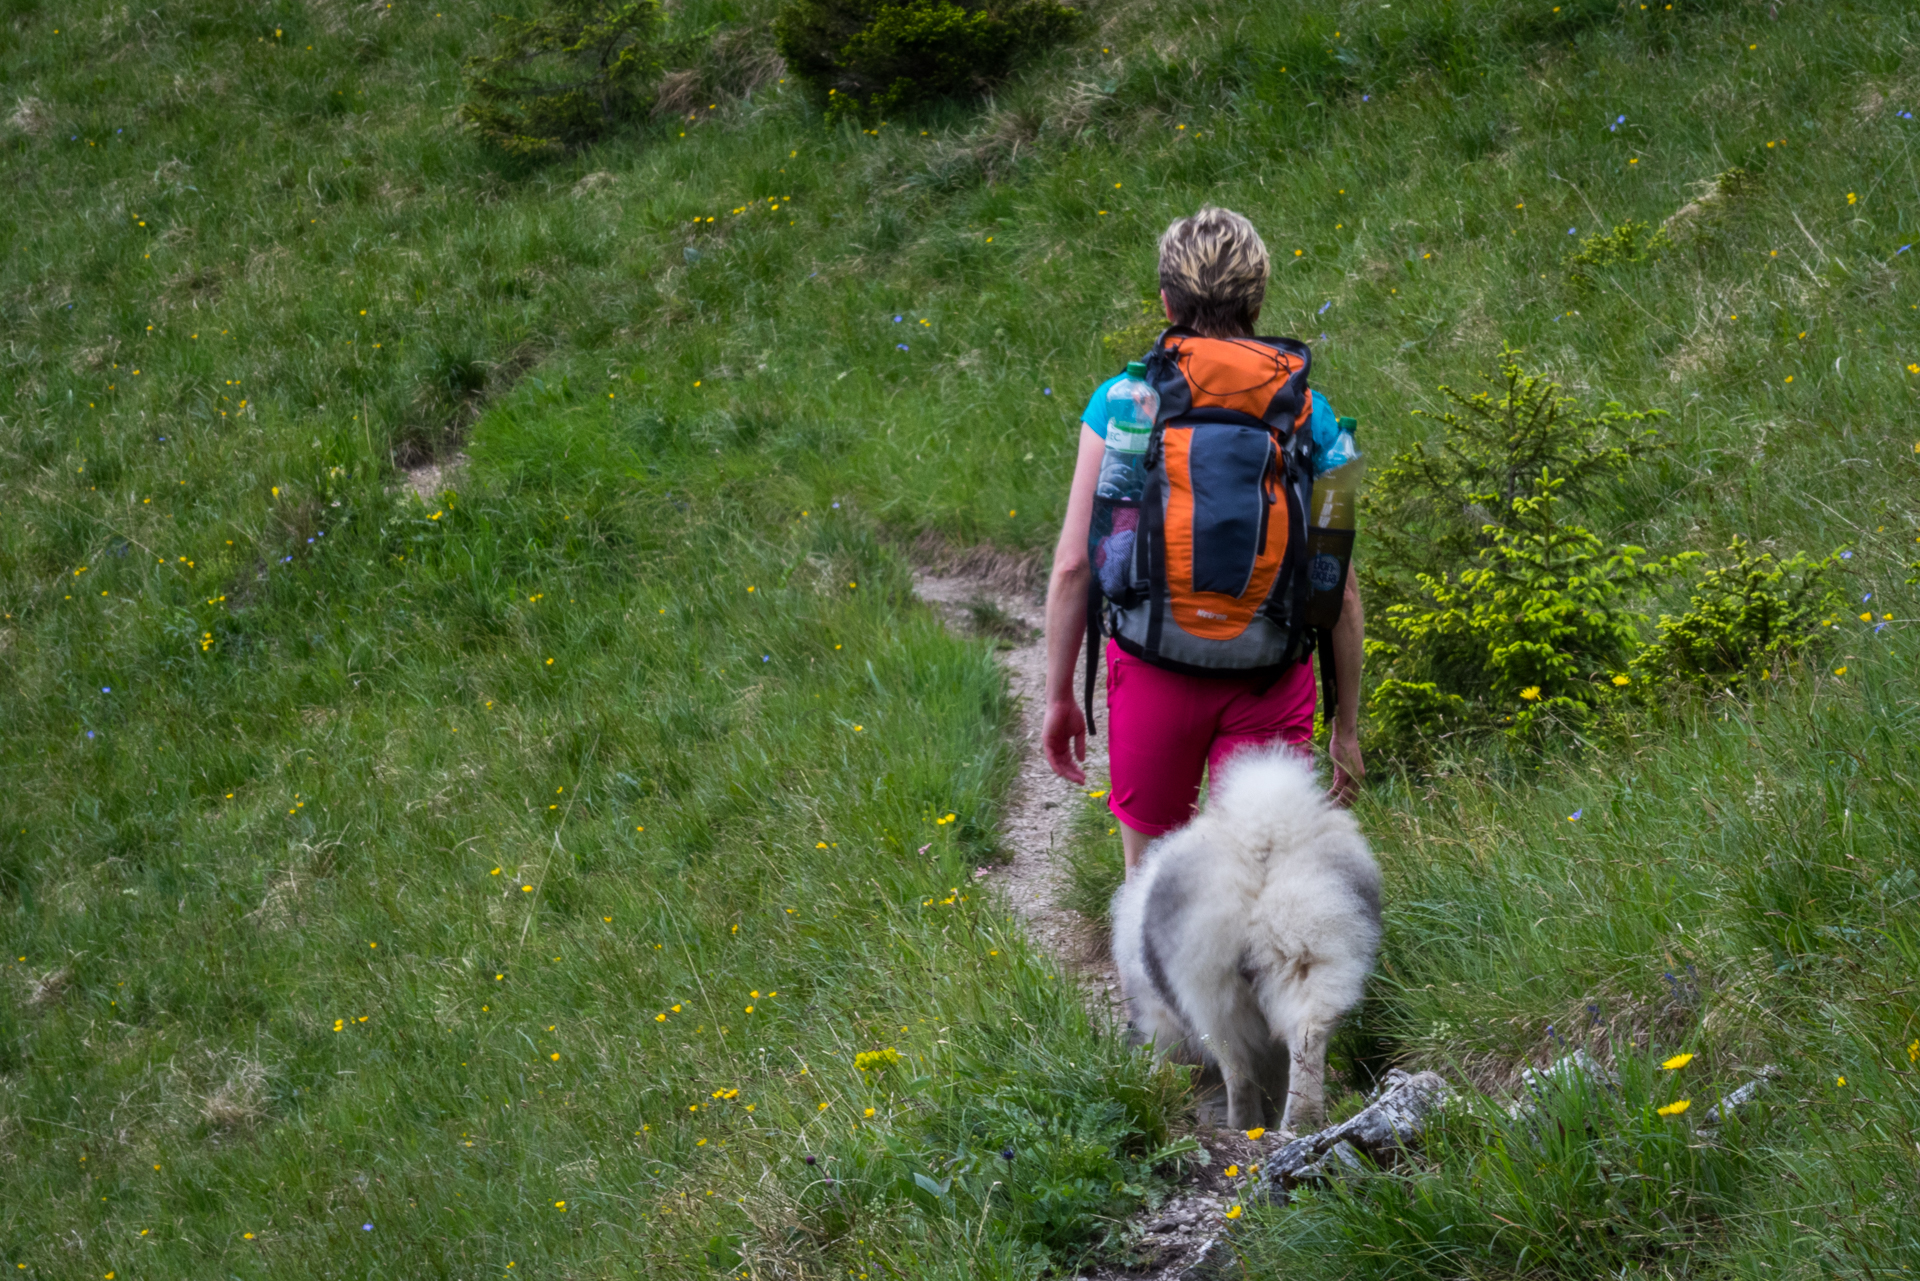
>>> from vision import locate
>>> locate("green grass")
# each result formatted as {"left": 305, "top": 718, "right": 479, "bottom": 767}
{"left": 4, "top": 0, "right": 1919, "bottom": 1273}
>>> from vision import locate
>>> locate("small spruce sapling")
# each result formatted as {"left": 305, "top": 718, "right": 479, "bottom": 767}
{"left": 460, "top": 0, "right": 667, "bottom": 158}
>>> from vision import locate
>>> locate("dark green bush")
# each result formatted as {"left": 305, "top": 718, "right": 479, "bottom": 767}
{"left": 774, "top": 0, "right": 1086, "bottom": 121}
{"left": 460, "top": 0, "right": 666, "bottom": 157}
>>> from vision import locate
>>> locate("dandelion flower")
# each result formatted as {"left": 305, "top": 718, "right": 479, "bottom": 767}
{"left": 1836, "top": 1075, "right": 1847, "bottom": 1086}
{"left": 1224, "top": 1164, "right": 1240, "bottom": 1178}
{"left": 1612, "top": 674, "right": 1630, "bottom": 686}
{"left": 1224, "top": 1205, "right": 1243, "bottom": 1220}
{"left": 1520, "top": 686, "right": 1542, "bottom": 701}
{"left": 1656, "top": 1099, "right": 1690, "bottom": 1116}
{"left": 1661, "top": 1052, "right": 1694, "bottom": 1070}
{"left": 864, "top": 1107, "right": 875, "bottom": 1117}
{"left": 1244, "top": 1127, "right": 1266, "bottom": 1141}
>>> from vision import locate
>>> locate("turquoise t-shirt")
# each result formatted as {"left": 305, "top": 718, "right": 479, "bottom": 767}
{"left": 1081, "top": 374, "right": 1348, "bottom": 476}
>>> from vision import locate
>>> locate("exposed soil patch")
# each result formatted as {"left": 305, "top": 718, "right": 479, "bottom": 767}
{"left": 401, "top": 451, "right": 468, "bottom": 505}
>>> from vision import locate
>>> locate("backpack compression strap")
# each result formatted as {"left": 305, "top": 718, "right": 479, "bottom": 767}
{"left": 1317, "top": 627, "right": 1338, "bottom": 744}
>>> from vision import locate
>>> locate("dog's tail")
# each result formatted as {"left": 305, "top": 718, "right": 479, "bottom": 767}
{"left": 1203, "top": 744, "right": 1345, "bottom": 858}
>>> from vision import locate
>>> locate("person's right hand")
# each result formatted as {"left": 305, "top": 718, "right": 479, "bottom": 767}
{"left": 1042, "top": 698, "right": 1088, "bottom": 784}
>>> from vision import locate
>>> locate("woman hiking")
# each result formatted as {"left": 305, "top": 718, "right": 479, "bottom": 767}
{"left": 1040, "top": 206, "right": 1366, "bottom": 877}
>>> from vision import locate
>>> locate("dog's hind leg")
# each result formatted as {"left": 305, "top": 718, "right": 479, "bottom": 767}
{"left": 1204, "top": 984, "right": 1275, "bottom": 1131}
{"left": 1279, "top": 1019, "right": 1331, "bottom": 1134}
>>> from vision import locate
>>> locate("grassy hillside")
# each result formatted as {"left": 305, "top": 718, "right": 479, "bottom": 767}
{"left": 3, "top": 0, "right": 1917, "bottom": 1275}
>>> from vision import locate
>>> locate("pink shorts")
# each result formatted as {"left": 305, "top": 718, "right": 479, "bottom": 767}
{"left": 1104, "top": 639, "right": 1316, "bottom": 837}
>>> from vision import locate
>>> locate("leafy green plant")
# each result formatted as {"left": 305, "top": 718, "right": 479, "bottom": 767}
{"left": 1632, "top": 537, "right": 1843, "bottom": 691}
{"left": 460, "top": 0, "right": 666, "bottom": 157}
{"left": 774, "top": 0, "right": 1085, "bottom": 121}
{"left": 1565, "top": 220, "right": 1674, "bottom": 290}
{"left": 1369, "top": 478, "right": 1689, "bottom": 743}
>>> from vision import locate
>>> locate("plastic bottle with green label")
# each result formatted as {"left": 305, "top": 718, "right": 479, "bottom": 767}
{"left": 1096, "top": 361, "right": 1159, "bottom": 502}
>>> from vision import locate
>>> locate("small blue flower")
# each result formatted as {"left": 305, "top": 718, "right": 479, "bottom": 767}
{"left": 86, "top": 730, "right": 96, "bottom": 739}
{"left": 1874, "top": 622, "right": 1888, "bottom": 634}
{"left": 1362, "top": 95, "right": 1371, "bottom": 102}
{"left": 832, "top": 502, "right": 840, "bottom": 509}
{"left": 1841, "top": 550, "right": 1853, "bottom": 559}
{"left": 362, "top": 1223, "right": 374, "bottom": 1232}
{"left": 1900, "top": 245, "right": 1914, "bottom": 256}
{"left": 896, "top": 343, "right": 909, "bottom": 351}
{"left": 102, "top": 686, "right": 111, "bottom": 693}
{"left": 762, "top": 655, "right": 771, "bottom": 663}
{"left": 893, "top": 315, "right": 903, "bottom": 323}
{"left": 1569, "top": 808, "right": 1583, "bottom": 821}
{"left": 1863, "top": 592, "right": 1872, "bottom": 601}
{"left": 1318, "top": 300, "right": 1331, "bottom": 314}
{"left": 282, "top": 555, "right": 293, "bottom": 563}
{"left": 1568, "top": 227, "right": 1577, "bottom": 235}
{"left": 307, "top": 537, "right": 315, "bottom": 544}
{"left": 1043, "top": 387, "right": 1052, "bottom": 396}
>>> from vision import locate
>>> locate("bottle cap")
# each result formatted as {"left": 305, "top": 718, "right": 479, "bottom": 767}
{"left": 1337, "top": 416, "right": 1357, "bottom": 433}
{"left": 1125, "top": 361, "right": 1149, "bottom": 378}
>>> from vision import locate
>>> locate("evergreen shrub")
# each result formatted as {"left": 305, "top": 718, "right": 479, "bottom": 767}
{"left": 1361, "top": 349, "right": 1839, "bottom": 758}
{"left": 774, "top": 0, "right": 1086, "bottom": 121}
{"left": 460, "top": 0, "right": 666, "bottom": 157}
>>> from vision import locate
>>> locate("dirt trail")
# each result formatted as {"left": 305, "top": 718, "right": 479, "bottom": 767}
{"left": 913, "top": 570, "right": 1121, "bottom": 1007}
{"left": 914, "top": 568, "right": 1254, "bottom": 1281}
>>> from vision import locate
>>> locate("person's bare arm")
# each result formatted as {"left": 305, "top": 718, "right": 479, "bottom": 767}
{"left": 1327, "top": 564, "right": 1365, "bottom": 804}
{"left": 1041, "top": 425, "right": 1110, "bottom": 784}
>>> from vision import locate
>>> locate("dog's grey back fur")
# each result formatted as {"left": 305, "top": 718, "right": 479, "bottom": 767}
{"left": 1110, "top": 746, "right": 1381, "bottom": 1131}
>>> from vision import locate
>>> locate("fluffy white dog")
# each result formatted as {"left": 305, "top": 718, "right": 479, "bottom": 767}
{"left": 1111, "top": 746, "right": 1381, "bottom": 1133}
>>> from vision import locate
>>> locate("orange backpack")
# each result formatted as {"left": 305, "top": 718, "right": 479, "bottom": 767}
{"left": 1085, "top": 328, "right": 1347, "bottom": 728}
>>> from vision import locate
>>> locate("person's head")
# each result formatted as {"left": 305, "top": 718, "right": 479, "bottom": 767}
{"left": 1157, "top": 206, "right": 1270, "bottom": 337}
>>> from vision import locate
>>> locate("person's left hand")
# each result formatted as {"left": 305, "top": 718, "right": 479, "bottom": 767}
{"left": 1328, "top": 724, "right": 1365, "bottom": 806}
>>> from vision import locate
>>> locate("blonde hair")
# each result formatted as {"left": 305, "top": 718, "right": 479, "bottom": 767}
{"left": 1157, "top": 206, "right": 1270, "bottom": 337}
